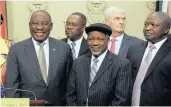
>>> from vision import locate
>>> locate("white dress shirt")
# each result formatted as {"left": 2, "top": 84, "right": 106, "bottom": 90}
{"left": 108, "top": 33, "right": 124, "bottom": 55}
{"left": 131, "top": 37, "right": 167, "bottom": 106}
{"left": 68, "top": 36, "right": 83, "bottom": 59}
{"left": 141, "top": 38, "right": 167, "bottom": 64}
{"left": 32, "top": 38, "right": 49, "bottom": 75}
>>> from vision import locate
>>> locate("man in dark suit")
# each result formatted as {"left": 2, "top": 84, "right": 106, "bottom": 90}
{"left": 66, "top": 23, "right": 132, "bottom": 106}
{"left": 62, "top": 12, "right": 90, "bottom": 59}
{"left": 127, "top": 12, "right": 171, "bottom": 106}
{"left": 104, "top": 6, "right": 143, "bottom": 57}
{"left": 5, "top": 10, "right": 73, "bottom": 105}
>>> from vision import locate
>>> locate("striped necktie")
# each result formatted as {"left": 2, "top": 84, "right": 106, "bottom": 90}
{"left": 89, "top": 58, "right": 99, "bottom": 87}
{"left": 71, "top": 42, "right": 76, "bottom": 60}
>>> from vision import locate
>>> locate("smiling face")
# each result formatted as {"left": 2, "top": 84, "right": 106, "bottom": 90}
{"left": 87, "top": 31, "right": 109, "bottom": 57}
{"left": 29, "top": 11, "right": 53, "bottom": 42}
{"left": 143, "top": 12, "right": 169, "bottom": 43}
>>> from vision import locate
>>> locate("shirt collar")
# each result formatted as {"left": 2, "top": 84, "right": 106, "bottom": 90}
{"left": 110, "top": 33, "right": 124, "bottom": 42}
{"left": 32, "top": 37, "right": 49, "bottom": 46}
{"left": 68, "top": 36, "right": 83, "bottom": 45}
{"left": 91, "top": 49, "right": 108, "bottom": 62}
{"left": 147, "top": 37, "right": 167, "bottom": 50}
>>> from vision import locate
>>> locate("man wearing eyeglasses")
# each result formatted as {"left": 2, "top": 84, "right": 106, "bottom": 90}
{"left": 62, "top": 12, "right": 90, "bottom": 60}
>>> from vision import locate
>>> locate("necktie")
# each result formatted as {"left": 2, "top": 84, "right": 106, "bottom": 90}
{"left": 110, "top": 37, "right": 116, "bottom": 54}
{"left": 89, "top": 58, "right": 99, "bottom": 87}
{"left": 38, "top": 43, "right": 47, "bottom": 84}
{"left": 71, "top": 42, "right": 76, "bottom": 60}
{"left": 131, "top": 44, "right": 156, "bottom": 106}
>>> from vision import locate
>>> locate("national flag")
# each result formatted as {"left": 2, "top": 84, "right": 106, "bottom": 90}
{"left": 0, "top": 1, "right": 8, "bottom": 39}
{"left": 156, "top": 0, "right": 170, "bottom": 14}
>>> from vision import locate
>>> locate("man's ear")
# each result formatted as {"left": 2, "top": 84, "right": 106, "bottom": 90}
{"left": 50, "top": 23, "right": 53, "bottom": 31}
{"left": 164, "top": 26, "right": 170, "bottom": 35}
{"left": 82, "top": 25, "right": 86, "bottom": 31}
{"left": 104, "top": 19, "right": 109, "bottom": 25}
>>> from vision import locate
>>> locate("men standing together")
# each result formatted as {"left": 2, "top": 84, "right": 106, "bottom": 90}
{"left": 4, "top": 7, "right": 171, "bottom": 106}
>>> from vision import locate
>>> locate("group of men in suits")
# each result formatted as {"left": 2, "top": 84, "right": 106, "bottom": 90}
{"left": 4, "top": 6, "right": 171, "bottom": 106}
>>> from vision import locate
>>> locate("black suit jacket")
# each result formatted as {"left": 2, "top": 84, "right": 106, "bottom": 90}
{"left": 61, "top": 37, "right": 90, "bottom": 57}
{"left": 118, "top": 34, "right": 143, "bottom": 58}
{"left": 66, "top": 51, "right": 132, "bottom": 106}
{"left": 5, "top": 37, "right": 73, "bottom": 105}
{"left": 127, "top": 35, "right": 171, "bottom": 106}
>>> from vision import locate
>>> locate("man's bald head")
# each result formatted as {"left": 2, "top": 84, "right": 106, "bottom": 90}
{"left": 150, "top": 12, "right": 171, "bottom": 28}
{"left": 30, "top": 10, "right": 52, "bottom": 23}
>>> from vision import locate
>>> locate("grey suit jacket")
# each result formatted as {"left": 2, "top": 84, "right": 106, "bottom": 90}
{"left": 118, "top": 34, "right": 143, "bottom": 58}
{"left": 126, "top": 35, "right": 171, "bottom": 106}
{"left": 5, "top": 37, "right": 73, "bottom": 106}
{"left": 66, "top": 51, "right": 132, "bottom": 106}
{"left": 61, "top": 37, "right": 90, "bottom": 57}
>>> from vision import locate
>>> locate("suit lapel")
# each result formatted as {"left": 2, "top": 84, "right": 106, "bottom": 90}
{"left": 90, "top": 51, "right": 113, "bottom": 87}
{"left": 83, "top": 54, "right": 92, "bottom": 89}
{"left": 133, "top": 42, "right": 147, "bottom": 80}
{"left": 24, "top": 38, "right": 46, "bottom": 85}
{"left": 118, "top": 34, "right": 129, "bottom": 56}
{"left": 62, "top": 38, "right": 68, "bottom": 42}
{"left": 144, "top": 38, "right": 171, "bottom": 80}
{"left": 137, "top": 42, "right": 148, "bottom": 69}
{"left": 78, "top": 38, "right": 89, "bottom": 56}
{"left": 47, "top": 38, "right": 58, "bottom": 86}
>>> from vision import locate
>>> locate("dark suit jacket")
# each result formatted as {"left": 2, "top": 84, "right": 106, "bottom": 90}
{"left": 61, "top": 37, "right": 90, "bottom": 57}
{"left": 66, "top": 51, "right": 132, "bottom": 106}
{"left": 5, "top": 37, "right": 73, "bottom": 106}
{"left": 126, "top": 35, "right": 171, "bottom": 106}
{"left": 118, "top": 34, "right": 143, "bottom": 58}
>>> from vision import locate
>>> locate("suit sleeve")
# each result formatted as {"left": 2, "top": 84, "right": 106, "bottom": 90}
{"left": 110, "top": 59, "right": 132, "bottom": 106}
{"left": 66, "top": 60, "right": 77, "bottom": 106}
{"left": 5, "top": 46, "right": 20, "bottom": 97}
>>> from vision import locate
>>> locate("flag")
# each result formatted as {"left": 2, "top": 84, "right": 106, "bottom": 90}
{"left": 156, "top": 0, "right": 170, "bottom": 14}
{"left": 0, "top": 1, "right": 8, "bottom": 39}
{"left": 1, "top": 83, "right": 5, "bottom": 98}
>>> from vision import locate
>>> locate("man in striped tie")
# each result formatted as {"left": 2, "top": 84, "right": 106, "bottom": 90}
{"left": 67, "top": 23, "right": 132, "bottom": 106}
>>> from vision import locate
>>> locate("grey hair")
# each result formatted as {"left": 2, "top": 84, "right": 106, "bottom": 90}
{"left": 105, "top": 6, "right": 125, "bottom": 20}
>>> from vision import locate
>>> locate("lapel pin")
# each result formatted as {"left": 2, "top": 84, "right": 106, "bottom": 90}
{"left": 53, "top": 48, "right": 56, "bottom": 51}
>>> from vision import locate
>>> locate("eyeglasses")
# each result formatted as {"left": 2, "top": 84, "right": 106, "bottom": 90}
{"left": 64, "top": 21, "right": 84, "bottom": 28}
